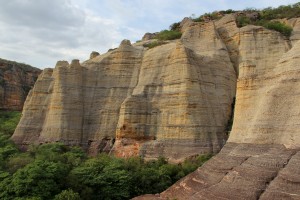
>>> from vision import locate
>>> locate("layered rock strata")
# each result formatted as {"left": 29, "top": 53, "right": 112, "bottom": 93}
{"left": 0, "top": 58, "right": 41, "bottom": 110}
{"left": 12, "top": 21, "right": 236, "bottom": 161}
{"left": 134, "top": 143, "right": 300, "bottom": 200}
{"left": 135, "top": 14, "right": 300, "bottom": 199}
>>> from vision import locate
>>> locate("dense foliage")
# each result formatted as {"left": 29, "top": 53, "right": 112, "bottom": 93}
{"left": 0, "top": 111, "right": 212, "bottom": 200}
{"left": 0, "top": 111, "right": 21, "bottom": 135}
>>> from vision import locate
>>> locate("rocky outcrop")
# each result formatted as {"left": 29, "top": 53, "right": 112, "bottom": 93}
{"left": 142, "top": 33, "right": 157, "bottom": 41}
{"left": 89, "top": 51, "right": 100, "bottom": 59}
{"left": 13, "top": 19, "right": 236, "bottom": 161}
{"left": 12, "top": 15, "right": 300, "bottom": 193}
{"left": 0, "top": 58, "right": 41, "bottom": 111}
{"left": 135, "top": 14, "right": 300, "bottom": 199}
{"left": 135, "top": 143, "right": 300, "bottom": 200}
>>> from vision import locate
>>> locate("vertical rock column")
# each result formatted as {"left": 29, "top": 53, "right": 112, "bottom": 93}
{"left": 39, "top": 60, "right": 84, "bottom": 145}
{"left": 12, "top": 68, "right": 54, "bottom": 147}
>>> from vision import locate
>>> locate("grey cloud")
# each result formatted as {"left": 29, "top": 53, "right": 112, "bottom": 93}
{"left": 0, "top": 0, "right": 85, "bottom": 29}
{"left": 0, "top": 0, "right": 125, "bottom": 68}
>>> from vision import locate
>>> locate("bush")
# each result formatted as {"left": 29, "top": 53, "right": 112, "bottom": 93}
{"left": 264, "top": 21, "right": 293, "bottom": 36}
{"left": 170, "top": 22, "right": 181, "bottom": 31}
{"left": 155, "top": 30, "right": 182, "bottom": 41}
{"left": 261, "top": 4, "right": 300, "bottom": 20}
{"left": 237, "top": 17, "right": 293, "bottom": 37}
{"left": 236, "top": 15, "right": 252, "bottom": 27}
{"left": 143, "top": 41, "right": 167, "bottom": 49}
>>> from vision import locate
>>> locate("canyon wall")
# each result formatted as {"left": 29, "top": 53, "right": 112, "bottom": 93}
{"left": 135, "top": 15, "right": 300, "bottom": 200}
{"left": 12, "top": 32, "right": 236, "bottom": 160}
{"left": 10, "top": 11, "right": 300, "bottom": 199}
{"left": 0, "top": 58, "right": 41, "bottom": 111}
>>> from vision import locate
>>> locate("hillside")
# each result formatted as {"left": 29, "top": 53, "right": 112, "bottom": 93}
{"left": 0, "top": 58, "right": 41, "bottom": 111}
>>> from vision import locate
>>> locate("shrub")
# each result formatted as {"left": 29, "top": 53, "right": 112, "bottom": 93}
{"left": 155, "top": 30, "right": 182, "bottom": 41}
{"left": 236, "top": 15, "right": 252, "bottom": 27}
{"left": 260, "top": 4, "right": 300, "bottom": 20}
{"left": 170, "top": 22, "right": 181, "bottom": 31}
{"left": 263, "top": 21, "right": 293, "bottom": 37}
{"left": 143, "top": 41, "right": 167, "bottom": 49}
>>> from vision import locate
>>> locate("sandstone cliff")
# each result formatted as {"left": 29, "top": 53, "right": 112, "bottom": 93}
{"left": 10, "top": 9, "right": 300, "bottom": 199}
{"left": 134, "top": 14, "right": 300, "bottom": 200}
{"left": 0, "top": 58, "right": 41, "bottom": 111}
{"left": 12, "top": 21, "right": 236, "bottom": 160}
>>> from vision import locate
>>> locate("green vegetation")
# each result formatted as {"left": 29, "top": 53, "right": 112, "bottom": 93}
{"left": 260, "top": 4, "right": 300, "bottom": 20}
{"left": 191, "top": 3, "right": 300, "bottom": 37}
{"left": 169, "top": 22, "right": 181, "bottom": 31}
{"left": 155, "top": 30, "right": 182, "bottom": 41}
{"left": 236, "top": 16, "right": 293, "bottom": 37}
{"left": 0, "top": 111, "right": 213, "bottom": 200}
{"left": 0, "top": 111, "right": 21, "bottom": 135}
{"left": 262, "top": 21, "right": 292, "bottom": 36}
{"left": 142, "top": 30, "right": 181, "bottom": 49}
{"left": 143, "top": 41, "right": 167, "bottom": 49}
{"left": 193, "top": 11, "right": 222, "bottom": 22}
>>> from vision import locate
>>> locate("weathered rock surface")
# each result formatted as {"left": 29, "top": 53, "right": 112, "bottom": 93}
{"left": 142, "top": 33, "right": 157, "bottom": 41}
{"left": 135, "top": 14, "right": 300, "bottom": 199}
{"left": 89, "top": 51, "right": 100, "bottom": 59}
{"left": 134, "top": 143, "right": 300, "bottom": 200}
{"left": 0, "top": 58, "right": 41, "bottom": 111}
{"left": 12, "top": 20, "right": 236, "bottom": 161}
{"left": 12, "top": 13, "right": 300, "bottom": 200}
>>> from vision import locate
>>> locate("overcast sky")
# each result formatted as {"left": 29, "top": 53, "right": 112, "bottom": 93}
{"left": 0, "top": 0, "right": 299, "bottom": 69}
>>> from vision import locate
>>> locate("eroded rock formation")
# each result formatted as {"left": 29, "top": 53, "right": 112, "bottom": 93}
{"left": 0, "top": 58, "right": 41, "bottom": 111}
{"left": 12, "top": 17, "right": 237, "bottom": 161}
{"left": 12, "top": 14, "right": 300, "bottom": 200}
{"left": 134, "top": 14, "right": 300, "bottom": 200}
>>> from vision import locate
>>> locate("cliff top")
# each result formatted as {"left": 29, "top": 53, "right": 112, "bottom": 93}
{"left": 0, "top": 58, "right": 41, "bottom": 72}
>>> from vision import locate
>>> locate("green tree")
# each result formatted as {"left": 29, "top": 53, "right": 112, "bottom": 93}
{"left": 0, "top": 111, "right": 21, "bottom": 135}
{"left": 6, "top": 160, "right": 69, "bottom": 199}
{"left": 68, "top": 155, "right": 131, "bottom": 200}
{"left": 54, "top": 189, "right": 81, "bottom": 200}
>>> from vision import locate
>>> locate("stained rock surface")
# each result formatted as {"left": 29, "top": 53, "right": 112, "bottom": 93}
{"left": 0, "top": 58, "right": 41, "bottom": 111}
{"left": 134, "top": 14, "right": 300, "bottom": 200}
{"left": 12, "top": 18, "right": 237, "bottom": 160}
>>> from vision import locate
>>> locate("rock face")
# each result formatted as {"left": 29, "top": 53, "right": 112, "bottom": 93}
{"left": 12, "top": 14, "right": 300, "bottom": 200}
{"left": 135, "top": 14, "right": 300, "bottom": 200}
{"left": 13, "top": 21, "right": 236, "bottom": 161}
{"left": 0, "top": 58, "right": 41, "bottom": 111}
{"left": 89, "top": 51, "right": 100, "bottom": 59}
{"left": 142, "top": 33, "right": 157, "bottom": 41}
